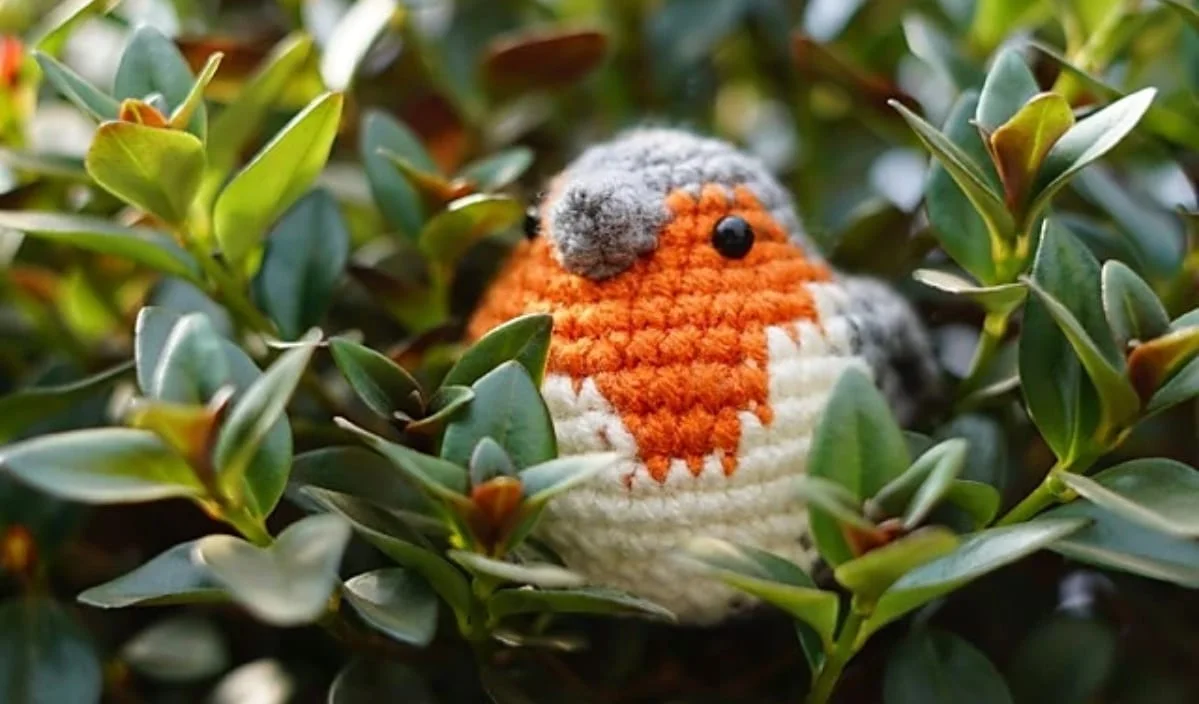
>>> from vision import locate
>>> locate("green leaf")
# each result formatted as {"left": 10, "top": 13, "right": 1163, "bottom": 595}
{"left": 304, "top": 487, "right": 471, "bottom": 616}
{"left": 0, "top": 212, "right": 199, "bottom": 284}
{"left": 487, "top": 586, "right": 675, "bottom": 622}
{"left": 1019, "top": 220, "right": 1130, "bottom": 460}
{"left": 360, "top": 110, "right": 432, "bottom": 238}
{"left": 912, "top": 269, "right": 1026, "bottom": 317}
{"left": 891, "top": 99, "right": 1015, "bottom": 251}
{"left": 459, "top": 147, "right": 534, "bottom": 191}
{"left": 85, "top": 122, "right": 205, "bottom": 226}
{"left": 31, "top": 0, "right": 117, "bottom": 57}
{"left": 342, "top": 567, "right": 438, "bottom": 647}
{"left": 470, "top": 437, "right": 517, "bottom": 485}
{"left": 168, "top": 52, "right": 223, "bottom": 134}
{"left": 863, "top": 518, "right": 1088, "bottom": 640}
{"left": 33, "top": 51, "right": 119, "bottom": 121}
{"left": 252, "top": 190, "right": 349, "bottom": 340}
{"left": 0, "top": 148, "right": 88, "bottom": 181}
{"left": 0, "top": 361, "right": 132, "bottom": 444}
{"left": 150, "top": 312, "right": 229, "bottom": 404}
{"left": 203, "top": 33, "right": 315, "bottom": 200}
{"left": 1146, "top": 354, "right": 1199, "bottom": 414}
{"left": 320, "top": 0, "right": 402, "bottom": 91}
{"left": 807, "top": 367, "right": 910, "bottom": 566}
{"left": 1127, "top": 326, "right": 1199, "bottom": 403}
{"left": 903, "top": 439, "right": 968, "bottom": 529}
{"left": 1044, "top": 501, "right": 1199, "bottom": 588}
{"left": 78, "top": 540, "right": 225, "bottom": 607}
{"left": 1023, "top": 276, "right": 1140, "bottom": 430}
{"left": 1101, "top": 260, "right": 1170, "bottom": 349}
{"left": 329, "top": 337, "right": 422, "bottom": 420}
{"left": 942, "top": 480, "right": 1001, "bottom": 529}
{"left": 0, "top": 598, "right": 101, "bottom": 704}
{"left": 194, "top": 513, "right": 351, "bottom": 626}
{"left": 975, "top": 48, "right": 1041, "bottom": 132}
{"left": 519, "top": 453, "right": 618, "bottom": 505}
{"left": 441, "top": 361, "right": 556, "bottom": 470}
{"left": 418, "top": 194, "right": 524, "bottom": 272}
{"left": 884, "top": 628, "right": 1013, "bottom": 704}
{"left": 212, "top": 333, "right": 318, "bottom": 511}
{"left": 925, "top": 92, "right": 999, "bottom": 284}
{"left": 834, "top": 528, "right": 960, "bottom": 602}
{"left": 404, "top": 386, "right": 473, "bottom": 434}
{"left": 988, "top": 92, "right": 1074, "bottom": 211}
{"left": 0, "top": 428, "right": 201, "bottom": 503}
{"left": 120, "top": 616, "right": 229, "bottom": 683}
{"left": 290, "top": 447, "right": 437, "bottom": 527}
{"left": 137, "top": 309, "right": 293, "bottom": 516}
{"left": 443, "top": 313, "right": 553, "bottom": 388}
{"left": 213, "top": 92, "right": 344, "bottom": 268}
{"left": 1057, "top": 459, "right": 1199, "bottom": 538}
{"left": 675, "top": 537, "right": 839, "bottom": 644}
{"left": 447, "top": 551, "right": 585, "bottom": 589}
{"left": 114, "top": 26, "right": 207, "bottom": 138}
{"left": 794, "top": 475, "right": 877, "bottom": 532}
{"left": 1028, "top": 88, "right": 1157, "bottom": 222}
{"left": 333, "top": 418, "right": 468, "bottom": 500}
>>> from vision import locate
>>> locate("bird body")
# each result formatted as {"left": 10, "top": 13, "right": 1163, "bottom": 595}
{"left": 468, "top": 129, "right": 936, "bottom": 622}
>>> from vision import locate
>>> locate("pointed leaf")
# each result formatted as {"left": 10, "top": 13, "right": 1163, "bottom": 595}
{"left": 342, "top": 567, "right": 438, "bottom": 647}
{"left": 890, "top": 100, "right": 1014, "bottom": 243}
{"left": 0, "top": 428, "right": 201, "bottom": 503}
{"left": 333, "top": 418, "right": 468, "bottom": 500}
{"left": 1029, "top": 89, "right": 1157, "bottom": 221}
{"left": 151, "top": 312, "right": 229, "bottom": 404}
{"left": 912, "top": 269, "right": 1026, "bottom": 317}
{"left": 114, "top": 26, "right": 207, "bottom": 138}
{"left": 863, "top": 518, "right": 1088, "bottom": 640}
{"left": 169, "top": 52, "right": 222, "bottom": 134}
{"left": 975, "top": 48, "right": 1041, "bottom": 131}
{"left": 360, "top": 110, "right": 431, "bottom": 238}
{"left": 988, "top": 92, "right": 1074, "bottom": 211}
{"left": 194, "top": 513, "right": 351, "bottom": 626}
{"left": 304, "top": 487, "right": 471, "bottom": 615}
{"left": 487, "top": 586, "right": 675, "bottom": 622}
{"left": 441, "top": 361, "right": 556, "bottom": 470}
{"left": 807, "top": 367, "right": 910, "bottom": 565}
{"left": 0, "top": 360, "right": 133, "bottom": 444}
{"left": 834, "top": 527, "right": 960, "bottom": 602}
{"left": 418, "top": 194, "right": 524, "bottom": 270}
{"left": 675, "top": 537, "right": 839, "bottom": 644}
{"left": 470, "top": 437, "right": 517, "bottom": 486}
{"left": 85, "top": 122, "right": 205, "bottom": 226}
{"left": 1044, "top": 501, "right": 1199, "bottom": 587}
{"left": 214, "top": 92, "right": 344, "bottom": 267}
{"left": 443, "top": 313, "right": 553, "bottom": 388}
{"left": 79, "top": 540, "right": 225, "bottom": 607}
{"left": 1101, "top": 260, "right": 1170, "bottom": 349}
{"left": 212, "top": 334, "right": 318, "bottom": 509}
{"left": 1058, "top": 459, "right": 1199, "bottom": 538}
{"left": 289, "top": 447, "right": 436, "bottom": 526}
{"left": 794, "top": 475, "right": 876, "bottom": 532}
{"left": 329, "top": 337, "right": 422, "bottom": 420}
{"left": 902, "top": 439, "right": 968, "bottom": 529}
{"left": 447, "top": 551, "right": 585, "bottom": 589}
{"left": 1146, "top": 355, "right": 1199, "bottom": 414}
{"left": 33, "top": 51, "right": 119, "bottom": 121}
{"left": 942, "top": 480, "right": 1001, "bottom": 529}
{"left": 403, "top": 386, "right": 472, "bottom": 434}
{"left": 519, "top": 452, "right": 619, "bottom": 505}
{"left": 459, "top": 147, "right": 534, "bottom": 191}
{"left": 1127, "top": 326, "right": 1199, "bottom": 403}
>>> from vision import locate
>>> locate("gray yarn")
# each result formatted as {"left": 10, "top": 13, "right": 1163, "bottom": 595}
{"left": 546, "top": 128, "right": 820, "bottom": 279}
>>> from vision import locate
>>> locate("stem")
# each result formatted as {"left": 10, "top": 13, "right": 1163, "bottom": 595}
{"left": 222, "top": 506, "right": 273, "bottom": 547}
{"left": 995, "top": 451, "right": 1100, "bottom": 526}
{"left": 956, "top": 309, "right": 1010, "bottom": 400}
{"left": 805, "top": 610, "right": 866, "bottom": 704}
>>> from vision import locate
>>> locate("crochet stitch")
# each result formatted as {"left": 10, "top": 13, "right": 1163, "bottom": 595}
{"left": 468, "top": 128, "right": 938, "bottom": 623}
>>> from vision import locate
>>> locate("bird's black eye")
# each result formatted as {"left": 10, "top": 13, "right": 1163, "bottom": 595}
{"left": 712, "top": 215, "right": 754, "bottom": 259}
{"left": 523, "top": 206, "right": 541, "bottom": 240}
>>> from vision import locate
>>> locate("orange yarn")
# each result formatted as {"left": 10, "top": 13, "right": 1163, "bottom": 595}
{"left": 468, "top": 184, "right": 832, "bottom": 482}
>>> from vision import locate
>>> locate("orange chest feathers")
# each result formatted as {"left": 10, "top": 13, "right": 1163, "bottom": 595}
{"left": 467, "top": 184, "right": 833, "bottom": 483}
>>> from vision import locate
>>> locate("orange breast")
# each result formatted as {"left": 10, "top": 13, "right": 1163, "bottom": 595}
{"left": 468, "top": 184, "right": 832, "bottom": 482}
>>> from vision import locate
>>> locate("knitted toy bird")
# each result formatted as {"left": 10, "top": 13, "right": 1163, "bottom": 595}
{"left": 468, "top": 128, "right": 939, "bottom": 623}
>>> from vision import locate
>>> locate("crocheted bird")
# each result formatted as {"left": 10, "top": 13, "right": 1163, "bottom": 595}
{"left": 468, "top": 128, "right": 938, "bottom": 623}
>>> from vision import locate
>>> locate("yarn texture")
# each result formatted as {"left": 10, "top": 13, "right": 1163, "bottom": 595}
{"left": 468, "top": 128, "right": 938, "bottom": 623}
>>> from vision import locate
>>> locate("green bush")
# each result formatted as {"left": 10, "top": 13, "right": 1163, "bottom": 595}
{"left": 1, "top": 0, "right": 1198, "bottom": 702}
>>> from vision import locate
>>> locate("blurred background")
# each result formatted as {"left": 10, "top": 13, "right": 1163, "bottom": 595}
{"left": 1, "top": 0, "right": 1198, "bottom": 702}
